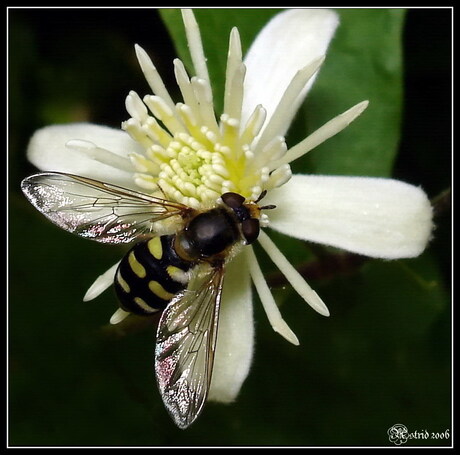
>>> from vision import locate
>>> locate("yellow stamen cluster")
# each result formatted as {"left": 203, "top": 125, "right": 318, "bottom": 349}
{"left": 121, "top": 21, "right": 292, "bottom": 209}
{"left": 122, "top": 88, "right": 289, "bottom": 208}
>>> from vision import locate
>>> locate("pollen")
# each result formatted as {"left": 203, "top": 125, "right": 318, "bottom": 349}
{"left": 122, "top": 21, "right": 292, "bottom": 208}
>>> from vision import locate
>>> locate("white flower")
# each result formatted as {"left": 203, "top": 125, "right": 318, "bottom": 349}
{"left": 26, "top": 9, "right": 433, "bottom": 404}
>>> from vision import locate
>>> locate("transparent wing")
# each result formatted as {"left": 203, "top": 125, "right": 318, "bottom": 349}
{"left": 21, "top": 172, "right": 190, "bottom": 244}
{"left": 155, "top": 263, "right": 225, "bottom": 429}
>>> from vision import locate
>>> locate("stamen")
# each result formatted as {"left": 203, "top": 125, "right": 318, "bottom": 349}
{"left": 66, "top": 140, "right": 133, "bottom": 172}
{"left": 134, "top": 173, "right": 158, "bottom": 190}
{"left": 271, "top": 100, "right": 369, "bottom": 170}
{"left": 129, "top": 152, "right": 160, "bottom": 174}
{"left": 255, "top": 56, "right": 325, "bottom": 153}
{"left": 182, "top": 181, "right": 198, "bottom": 197}
{"left": 146, "top": 144, "right": 169, "bottom": 162}
{"left": 181, "top": 9, "right": 210, "bottom": 82}
{"left": 259, "top": 213, "right": 270, "bottom": 227}
{"left": 224, "top": 27, "right": 244, "bottom": 118}
{"left": 248, "top": 136, "right": 287, "bottom": 169}
{"left": 240, "top": 105, "right": 267, "bottom": 145}
{"left": 257, "top": 230, "right": 330, "bottom": 317}
{"left": 245, "top": 247, "right": 299, "bottom": 345}
{"left": 134, "top": 44, "right": 176, "bottom": 112}
{"left": 177, "top": 103, "right": 198, "bottom": 130}
{"left": 177, "top": 132, "right": 206, "bottom": 152}
{"left": 250, "top": 185, "right": 263, "bottom": 201}
{"left": 220, "top": 114, "right": 240, "bottom": 146}
{"left": 122, "top": 118, "right": 154, "bottom": 149}
{"left": 201, "top": 126, "right": 218, "bottom": 145}
{"left": 214, "top": 143, "right": 232, "bottom": 157}
{"left": 259, "top": 166, "right": 270, "bottom": 183}
{"left": 245, "top": 150, "right": 254, "bottom": 160}
{"left": 110, "top": 308, "right": 130, "bottom": 325}
{"left": 83, "top": 261, "right": 120, "bottom": 302}
{"left": 222, "top": 180, "right": 237, "bottom": 192}
{"left": 224, "top": 63, "right": 246, "bottom": 122}
{"left": 143, "top": 95, "right": 186, "bottom": 135}
{"left": 174, "top": 59, "right": 202, "bottom": 123}
{"left": 123, "top": 11, "right": 340, "bottom": 207}
{"left": 143, "top": 117, "right": 173, "bottom": 148}
{"left": 220, "top": 113, "right": 239, "bottom": 130}
{"left": 125, "top": 91, "right": 148, "bottom": 122}
{"left": 197, "top": 185, "right": 218, "bottom": 202}
{"left": 206, "top": 173, "right": 225, "bottom": 185}
{"left": 212, "top": 163, "right": 230, "bottom": 179}
{"left": 191, "top": 78, "right": 219, "bottom": 134}
{"left": 265, "top": 164, "right": 292, "bottom": 190}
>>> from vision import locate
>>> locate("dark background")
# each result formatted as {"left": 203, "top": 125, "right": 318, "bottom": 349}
{"left": 8, "top": 8, "right": 451, "bottom": 447}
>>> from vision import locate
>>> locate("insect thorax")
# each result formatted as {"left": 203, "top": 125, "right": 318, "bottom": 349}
{"left": 174, "top": 207, "right": 241, "bottom": 261}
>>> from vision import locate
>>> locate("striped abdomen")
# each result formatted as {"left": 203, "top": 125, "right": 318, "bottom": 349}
{"left": 114, "top": 235, "right": 192, "bottom": 315}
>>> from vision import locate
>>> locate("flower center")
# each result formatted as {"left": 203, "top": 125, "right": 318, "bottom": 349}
{"left": 157, "top": 131, "right": 230, "bottom": 207}
{"left": 123, "top": 92, "right": 283, "bottom": 208}
{"left": 122, "top": 39, "right": 292, "bottom": 209}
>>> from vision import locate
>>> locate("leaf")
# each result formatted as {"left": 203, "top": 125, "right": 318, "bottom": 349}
{"left": 302, "top": 9, "right": 406, "bottom": 177}
{"left": 255, "top": 252, "right": 450, "bottom": 445}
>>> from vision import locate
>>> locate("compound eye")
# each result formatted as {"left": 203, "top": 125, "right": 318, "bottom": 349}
{"left": 221, "top": 192, "right": 245, "bottom": 209}
{"left": 241, "top": 218, "right": 260, "bottom": 245}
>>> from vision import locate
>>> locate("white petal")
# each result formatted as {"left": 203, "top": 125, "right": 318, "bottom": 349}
{"left": 208, "top": 254, "right": 254, "bottom": 403}
{"left": 83, "top": 261, "right": 120, "bottom": 302}
{"left": 27, "top": 123, "right": 143, "bottom": 188}
{"left": 268, "top": 175, "right": 433, "bottom": 259}
{"left": 242, "top": 9, "right": 339, "bottom": 134}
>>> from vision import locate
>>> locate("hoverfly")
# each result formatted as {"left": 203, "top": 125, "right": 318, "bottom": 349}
{"left": 21, "top": 172, "right": 275, "bottom": 429}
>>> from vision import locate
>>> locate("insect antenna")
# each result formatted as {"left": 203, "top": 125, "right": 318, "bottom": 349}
{"left": 254, "top": 189, "right": 276, "bottom": 210}
{"left": 254, "top": 189, "right": 268, "bottom": 203}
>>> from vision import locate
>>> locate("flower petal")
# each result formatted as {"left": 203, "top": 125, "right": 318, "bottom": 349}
{"left": 268, "top": 174, "right": 433, "bottom": 259}
{"left": 242, "top": 8, "right": 339, "bottom": 134}
{"left": 208, "top": 254, "right": 254, "bottom": 403}
{"left": 27, "top": 123, "right": 143, "bottom": 188}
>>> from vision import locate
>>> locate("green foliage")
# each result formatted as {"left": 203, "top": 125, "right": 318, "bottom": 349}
{"left": 306, "top": 9, "right": 405, "bottom": 177}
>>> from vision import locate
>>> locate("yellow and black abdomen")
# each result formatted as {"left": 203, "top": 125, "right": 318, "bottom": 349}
{"left": 114, "top": 235, "right": 192, "bottom": 315}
